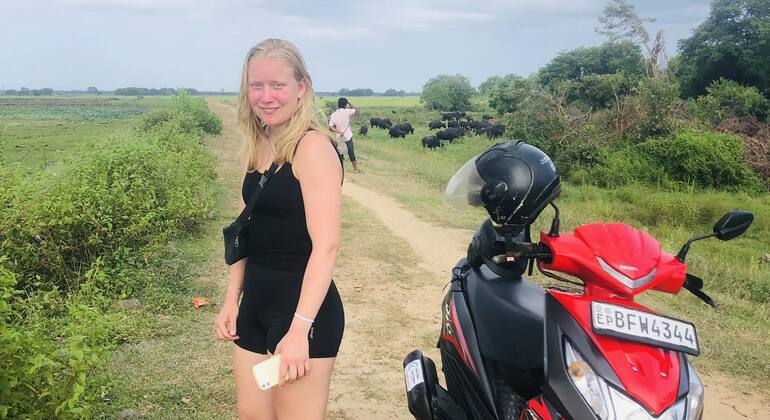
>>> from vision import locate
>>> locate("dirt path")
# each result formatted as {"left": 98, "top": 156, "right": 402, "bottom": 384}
{"left": 202, "top": 100, "right": 768, "bottom": 419}
{"left": 341, "top": 179, "right": 770, "bottom": 419}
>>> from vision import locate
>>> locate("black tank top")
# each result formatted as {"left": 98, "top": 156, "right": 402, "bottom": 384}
{"left": 242, "top": 163, "right": 312, "bottom": 272}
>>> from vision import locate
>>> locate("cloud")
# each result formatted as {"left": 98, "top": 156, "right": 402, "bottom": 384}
{"left": 273, "top": 14, "right": 377, "bottom": 40}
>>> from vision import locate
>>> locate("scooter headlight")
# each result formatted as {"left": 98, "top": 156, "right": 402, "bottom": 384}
{"left": 685, "top": 362, "right": 704, "bottom": 420}
{"left": 564, "top": 340, "right": 688, "bottom": 420}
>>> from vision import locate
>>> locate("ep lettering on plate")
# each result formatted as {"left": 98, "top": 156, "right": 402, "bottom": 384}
{"left": 591, "top": 301, "right": 700, "bottom": 356}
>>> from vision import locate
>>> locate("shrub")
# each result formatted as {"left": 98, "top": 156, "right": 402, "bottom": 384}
{"left": 585, "top": 131, "right": 766, "bottom": 192}
{"left": 691, "top": 78, "right": 769, "bottom": 125}
{"left": 0, "top": 103, "right": 217, "bottom": 295}
{"left": 139, "top": 91, "right": 222, "bottom": 136}
{"left": 635, "top": 131, "right": 765, "bottom": 191}
{"left": 624, "top": 78, "right": 681, "bottom": 143}
{"left": 0, "top": 259, "right": 127, "bottom": 418}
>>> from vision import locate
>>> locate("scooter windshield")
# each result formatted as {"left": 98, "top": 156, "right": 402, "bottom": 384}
{"left": 444, "top": 155, "right": 485, "bottom": 211}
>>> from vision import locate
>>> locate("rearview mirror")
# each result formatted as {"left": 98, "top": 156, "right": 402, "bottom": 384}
{"left": 713, "top": 210, "right": 753, "bottom": 241}
{"left": 676, "top": 209, "right": 754, "bottom": 262}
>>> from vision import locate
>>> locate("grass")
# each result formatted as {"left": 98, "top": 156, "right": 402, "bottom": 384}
{"left": 0, "top": 96, "right": 172, "bottom": 170}
{"left": 348, "top": 103, "right": 770, "bottom": 388}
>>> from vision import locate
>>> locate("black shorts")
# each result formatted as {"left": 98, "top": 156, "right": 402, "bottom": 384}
{"left": 234, "top": 264, "right": 344, "bottom": 358}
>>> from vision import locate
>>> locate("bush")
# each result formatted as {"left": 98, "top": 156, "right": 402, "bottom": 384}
{"left": 0, "top": 259, "right": 131, "bottom": 418}
{"left": 585, "top": 131, "right": 766, "bottom": 192}
{"left": 691, "top": 78, "right": 769, "bottom": 125}
{"left": 636, "top": 131, "right": 765, "bottom": 191}
{"left": 624, "top": 78, "right": 681, "bottom": 143}
{"left": 0, "top": 101, "right": 217, "bottom": 295}
{"left": 139, "top": 91, "right": 222, "bottom": 136}
{"left": 566, "top": 73, "right": 633, "bottom": 111}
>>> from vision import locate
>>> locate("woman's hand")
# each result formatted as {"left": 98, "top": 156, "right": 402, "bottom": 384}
{"left": 275, "top": 324, "right": 312, "bottom": 385}
{"left": 214, "top": 301, "right": 240, "bottom": 341}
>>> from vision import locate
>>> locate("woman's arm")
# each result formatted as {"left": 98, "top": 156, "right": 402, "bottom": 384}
{"left": 275, "top": 131, "right": 342, "bottom": 381}
{"left": 293, "top": 131, "right": 342, "bottom": 327}
{"left": 214, "top": 161, "right": 250, "bottom": 341}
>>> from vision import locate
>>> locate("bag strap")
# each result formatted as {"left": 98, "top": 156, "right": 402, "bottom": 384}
{"left": 236, "top": 162, "right": 279, "bottom": 225}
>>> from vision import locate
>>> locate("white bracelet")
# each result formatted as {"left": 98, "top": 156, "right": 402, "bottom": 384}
{"left": 294, "top": 312, "right": 314, "bottom": 324}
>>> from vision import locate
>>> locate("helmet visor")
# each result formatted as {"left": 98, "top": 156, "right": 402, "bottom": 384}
{"left": 444, "top": 155, "right": 485, "bottom": 211}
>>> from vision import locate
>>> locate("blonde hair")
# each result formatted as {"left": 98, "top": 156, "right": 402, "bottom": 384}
{"left": 237, "top": 39, "right": 333, "bottom": 170}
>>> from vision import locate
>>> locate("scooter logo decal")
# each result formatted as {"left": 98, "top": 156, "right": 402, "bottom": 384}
{"left": 444, "top": 302, "right": 453, "bottom": 336}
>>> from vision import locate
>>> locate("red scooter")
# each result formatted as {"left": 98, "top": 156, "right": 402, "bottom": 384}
{"left": 402, "top": 141, "right": 754, "bottom": 420}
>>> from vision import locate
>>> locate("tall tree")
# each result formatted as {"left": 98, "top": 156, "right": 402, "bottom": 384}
{"left": 538, "top": 41, "right": 645, "bottom": 90}
{"left": 597, "top": 0, "right": 668, "bottom": 79}
{"left": 676, "top": 0, "right": 770, "bottom": 98}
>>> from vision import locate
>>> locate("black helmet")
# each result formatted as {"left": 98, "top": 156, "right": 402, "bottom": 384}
{"left": 445, "top": 140, "right": 560, "bottom": 228}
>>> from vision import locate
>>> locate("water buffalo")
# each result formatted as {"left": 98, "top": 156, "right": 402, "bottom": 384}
{"left": 421, "top": 135, "right": 441, "bottom": 149}
{"left": 388, "top": 126, "right": 407, "bottom": 138}
{"left": 428, "top": 120, "right": 445, "bottom": 130}
{"left": 486, "top": 123, "right": 505, "bottom": 139}
{"left": 395, "top": 122, "right": 414, "bottom": 135}
{"left": 370, "top": 117, "right": 392, "bottom": 129}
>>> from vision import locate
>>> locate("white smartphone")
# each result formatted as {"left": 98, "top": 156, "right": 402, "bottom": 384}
{"left": 252, "top": 354, "right": 282, "bottom": 391}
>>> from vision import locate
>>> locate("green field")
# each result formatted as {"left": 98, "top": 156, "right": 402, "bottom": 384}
{"left": 0, "top": 96, "right": 172, "bottom": 169}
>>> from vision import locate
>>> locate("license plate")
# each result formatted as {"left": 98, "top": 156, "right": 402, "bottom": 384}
{"left": 591, "top": 301, "right": 700, "bottom": 356}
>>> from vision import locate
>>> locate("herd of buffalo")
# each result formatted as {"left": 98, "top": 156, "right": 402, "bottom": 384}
{"left": 359, "top": 111, "right": 505, "bottom": 149}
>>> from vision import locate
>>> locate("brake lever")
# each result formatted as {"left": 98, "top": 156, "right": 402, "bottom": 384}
{"left": 683, "top": 273, "right": 717, "bottom": 309}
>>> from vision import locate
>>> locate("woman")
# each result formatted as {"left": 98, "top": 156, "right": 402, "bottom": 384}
{"left": 214, "top": 39, "right": 344, "bottom": 420}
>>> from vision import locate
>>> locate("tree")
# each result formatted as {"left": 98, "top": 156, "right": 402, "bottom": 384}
{"left": 420, "top": 74, "right": 475, "bottom": 111}
{"left": 676, "top": 0, "right": 770, "bottom": 98}
{"left": 597, "top": 0, "right": 668, "bottom": 79}
{"left": 478, "top": 74, "right": 519, "bottom": 98}
{"left": 537, "top": 41, "right": 645, "bottom": 91}
{"left": 87, "top": 86, "right": 99, "bottom": 95}
{"left": 31, "top": 88, "right": 53, "bottom": 96}
{"left": 4, "top": 89, "right": 17, "bottom": 96}
{"left": 487, "top": 75, "right": 537, "bottom": 114}
{"left": 384, "top": 88, "right": 407, "bottom": 96}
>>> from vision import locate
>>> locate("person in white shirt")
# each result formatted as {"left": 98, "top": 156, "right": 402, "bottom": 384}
{"left": 328, "top": 97, "right": 362, "bottom": 173}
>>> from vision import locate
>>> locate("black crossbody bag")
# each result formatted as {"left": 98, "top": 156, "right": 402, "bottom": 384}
{"left": 223, "top": 162, "right": 279, "bottom": 265}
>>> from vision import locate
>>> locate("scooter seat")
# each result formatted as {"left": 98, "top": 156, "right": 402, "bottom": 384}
{"left": 466, "top": 264, "right": 545, "bottom": 371}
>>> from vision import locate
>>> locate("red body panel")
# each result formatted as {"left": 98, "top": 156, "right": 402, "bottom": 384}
{"left": 551, "top": 292, "right": 681, "bottom": 416}
{"left": 536, "top": 223, "right": 689, "bottom": 415}
{"left": 539, "top": 224, "right": 686, "bottom": 297}
{"left": 523, "top": 396, "right": 553, "bottom": 420}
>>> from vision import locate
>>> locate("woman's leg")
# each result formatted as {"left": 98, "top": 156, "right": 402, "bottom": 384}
{"left": 272, "top": 357, "right": 336, "bottom": 420}
{"left": 233, "top": 345, "right": 278, "bottom": 420}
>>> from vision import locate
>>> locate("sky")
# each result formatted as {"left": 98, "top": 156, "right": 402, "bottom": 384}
{"left": 0, "top": 0, "right": 712, "bottom": 93}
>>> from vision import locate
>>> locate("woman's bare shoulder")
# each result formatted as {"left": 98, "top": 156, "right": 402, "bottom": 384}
{"left": 295, "top": 130, "right": 333, "bottom": 157}
{"left": 293, "top": 130, "right": 339, "bottom": 177}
